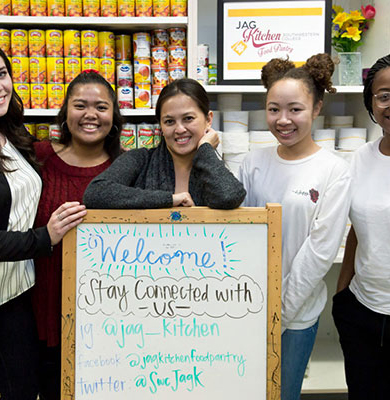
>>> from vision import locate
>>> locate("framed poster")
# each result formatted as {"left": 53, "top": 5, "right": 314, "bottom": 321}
{"left": 217, "top": 0, "right": 332, "bottom": 85}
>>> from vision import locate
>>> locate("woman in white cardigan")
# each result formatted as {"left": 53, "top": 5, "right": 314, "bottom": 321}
{"left": 0, "top": 48, "right": 86, "bottom": 400}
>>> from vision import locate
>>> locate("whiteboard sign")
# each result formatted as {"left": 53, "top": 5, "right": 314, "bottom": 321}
{"left": 62, "top": 207, "right": 281, "bottom": 400}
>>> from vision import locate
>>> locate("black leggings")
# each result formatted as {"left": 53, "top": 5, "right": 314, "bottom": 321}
{"left": 0, "top": 290, "right": 39, "bottom": 400}
{"left": 332, "top": 287, "right": 390, "bottom": 400}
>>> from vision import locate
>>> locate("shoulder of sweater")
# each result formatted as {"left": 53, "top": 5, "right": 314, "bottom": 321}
{"left": 33, "top": 140, "right": 53, "bottom": 161}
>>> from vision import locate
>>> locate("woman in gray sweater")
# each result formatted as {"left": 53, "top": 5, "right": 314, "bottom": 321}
{"left": 83, "top": 78, "right": 246, "bottom": 210}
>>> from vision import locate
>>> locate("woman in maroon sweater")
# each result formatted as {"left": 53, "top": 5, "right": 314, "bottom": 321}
{"left": 32, "top": 70, "right": 122, "bottom": 400}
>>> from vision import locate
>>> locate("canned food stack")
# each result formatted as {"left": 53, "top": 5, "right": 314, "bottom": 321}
{"left": 133, "top": 31, "right": 152, "bottom": 109}
{"left": 167, "top": 27, "right": 187, "bottom": 84}
{"left": 29, "top": 30, "right": 47, "bottom": 109}
{"left": 120, "top": 122, "right": 161, "bottom": 150}
{"left": 0, "top": 0, "right": 186, "bottom": 16}
{"left": 151, "top": 28, "right": 168, "bottom": 108}
{"left": 10, "top": 29, "right": 31, "bottom": 108}
{"left": 46, "top": 29, "right": 65, "bottom": 109}
{"left": 196, "top": 44, "right": 208, "bottom": 85}
{"left": 64, "top": 29, "right": 81, "bottom": 92}
{"left": 116, "top": 33, "right": 133, "bottom": 109}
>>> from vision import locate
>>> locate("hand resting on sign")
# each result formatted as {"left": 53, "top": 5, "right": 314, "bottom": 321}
{"left": 46, "top": 201, "right": 87, "bottom": 245}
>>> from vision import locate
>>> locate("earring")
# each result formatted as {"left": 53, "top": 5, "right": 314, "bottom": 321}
{"left": 61, "top": 121, "right": 67, "bottom": 131}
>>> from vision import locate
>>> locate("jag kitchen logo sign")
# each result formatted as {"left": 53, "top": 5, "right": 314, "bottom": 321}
{"left": 232, "top": 19, "right": 293, "bottom": 58}
{"left": 221, "top": 1, "right": 327, "bottom": 82}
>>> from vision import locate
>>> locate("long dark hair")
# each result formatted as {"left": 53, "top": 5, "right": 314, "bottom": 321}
{"left": 0, "top": 48, "right": 37, "bottom": 172}
{"left": 56, "top": 71, "right": 123, "bottom": 161}
{"left": 363, "top": 54, "right": 390, "bottom": 123}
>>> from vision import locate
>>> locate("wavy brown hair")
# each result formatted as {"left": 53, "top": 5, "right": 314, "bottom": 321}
{"left": 0, "top": 48, "right": 37, "bottom": 172}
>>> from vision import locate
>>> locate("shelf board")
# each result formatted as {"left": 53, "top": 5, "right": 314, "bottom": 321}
{"left": 302, "top": 339, "right": 347, "bottom": 394}
{"left": 0, "top": 16, "right": 187, "bottom": 30}
{"left": 24, "top": 109, "right": 156, "bottom": 117}
{"left": 204, "top": 85, "right": 363, "bottom": 94}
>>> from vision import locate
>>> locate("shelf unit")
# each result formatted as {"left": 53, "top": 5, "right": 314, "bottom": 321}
{"left": 5, "top": 2, "right": 198, "bottom": 118}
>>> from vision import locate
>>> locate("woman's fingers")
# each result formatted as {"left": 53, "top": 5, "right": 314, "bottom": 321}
{"left": 172, "top": 192, "right": 195, "bottom": 207}
{"left": 48, "top": 202, "right": 87, "bottom": 245}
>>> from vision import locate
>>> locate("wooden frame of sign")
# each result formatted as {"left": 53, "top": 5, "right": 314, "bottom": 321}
{"left": 61, "top": 204, "right": 281, "bottom": 400}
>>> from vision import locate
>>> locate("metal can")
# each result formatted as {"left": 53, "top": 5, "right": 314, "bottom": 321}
{"left": 36, "top": 123, "right": 50, "bottom": 140}
{"left": 168, "top": 45, "right": 186, "bottom": 67}
{"left": 134, "top": 83, "right": 151, "bottom": 109}
{"left": 65, "top": 0, "right": 82, "bottom": 15}
{"left": 151, "top": 29, "right": 168, "bottom": 48}
{"left": 11, "top": 0, "right": 29, "bottom": 15}
{"left": 170, "top": 0, "right": 186, "bottom": 16}
{"left": 30, "top": 0, "right": 47, "bottom": 16}
{"left": 98, "top": 31, "right": 115, "bottom": 58}
{"left": 46, "top": 30, "right": 64, "bottom": 57}
{"left": 11, "top": 29, "right": 28, "bottom": 57}
{"left": 153, "top": 124, "right": 161, "bottom": 146}
{"left": 133, "top": 32, "right": 151, "bottom": 59}
{"left": 137, "top": 123, "right": 154, "bottom": 148}
{"left": 151, "top": 46, "right": 167, "bottom": 68}
{"left": 115, "top": 34, "right": 131, "bottom": 61}
{"left": 208, "top": 63, "right": 217, "bottom": 85}
{"left": 48, "top": 84, "right": 64, "bottom": 109}
{"left": 49, "top": 123, "right": 61, "bottom": 140}
{"left": 24, "top": 122, "right": 36, "bottom": 136}
{"left": 11, "top": 57, "right": 29, "bottom": 83}
{"left": 118, "top": 0, "right": 134, "bottom": 16}
{"left": 47, "top": 0, "right": 64, "bottom": 16}
{"left": 47, "top": 57, "right": 64, "bottom": 83}
{"left": 0, "top": 29, "right": 10, "bottom": 56}
{"left": 116, "top": 61, "right": 132, "bottom": 87}
{"left": 30, "top": 83, "right": 48, "bottom": 109}
{"left": 81, "top": 30, "right": 98, "bottom": 58}
{"left": 120, "top": 123, "right": 137, "bottom": 150}
{"left": 28, "top": 30, "right": 46, "bottom": 57}
{"left": 83, "top": 0, "right": 99, "bottom": 16}
{"left": 168, "top": 64, "right": 186, "bottom": 83}
{"left": 152, "top": 0, "right": 169, "bottom": 16}
{"left": 81, "top": 57, "right": 99, "bottom": 71}
{"left": 64, "top": 30, "right": 81, "bottom": 57}
{"left": 135, "top": 0, "right": 152, "bottom": 16}
{"left": 117, "top": 86, "right": 134, "bottom": 109}
{"left": 64, "top": 57, "right": 81, "bottom": 83}
{"left": 168, "top": 27, "right": 186, "bottom": 46}
{"left": 151, "top": 85, "right": 163, "bottom": 109}
{"left": 29, "top": 56, "right": 47, "bottom": 83}
{"left": 0, "top": 0, "right": 11, "bottom": 15}
{"left": 101, "top": 0, "right": 117, "bottom": 16}
{"left": 99, "top": 58, "right": 115, "bottom": 84}
{"left": 196, "top": 65, "right": 208, "bottom": 85}
{"left": 151, "top": 65, "right": 168, "bottom": 87}
{"left": 197, "top": 44, "right": 209, "bottom": 67}
{"left": 134, "top": 58, "right": 151, "bottom": 84}
{"left": 13, "top": 83, "right": 30, "bottom": 108}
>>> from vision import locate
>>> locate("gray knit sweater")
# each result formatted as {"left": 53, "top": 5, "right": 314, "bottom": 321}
{"left": 83, "top": 141, "right": 246, "bottom": 209}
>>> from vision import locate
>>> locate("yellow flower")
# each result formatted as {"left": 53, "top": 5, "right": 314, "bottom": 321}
{"left": 341, "top": 26, "right": 362, "bottom": 41}
{"left": 332, "top": 5, "right": 344, "bottom": 14}
{"left": 349, "top": 10, "right": 365, "bottom": 22}
{"left": 333, "top": 12, "right": 350, "bottom": 27}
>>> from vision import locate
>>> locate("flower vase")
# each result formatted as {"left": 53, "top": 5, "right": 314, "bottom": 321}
{"left": 338, "top": 52, "right": 362, "bottom": 86}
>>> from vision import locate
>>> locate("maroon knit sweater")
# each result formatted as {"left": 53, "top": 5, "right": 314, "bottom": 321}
{"left": 32, "top": 141, "right": 111, "bottom": 347}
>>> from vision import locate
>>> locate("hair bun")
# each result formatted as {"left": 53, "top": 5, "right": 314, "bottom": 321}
{"left": 261, "top": 58, "right": 295, "bottom": 89}
{"left": 304, "top": 53, "right": 336, "bottom": 94}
